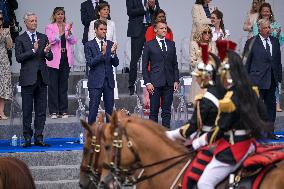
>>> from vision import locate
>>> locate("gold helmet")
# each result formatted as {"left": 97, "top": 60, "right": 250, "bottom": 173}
{"left": 191, "top": 44, "right": 217, "bottom": 88}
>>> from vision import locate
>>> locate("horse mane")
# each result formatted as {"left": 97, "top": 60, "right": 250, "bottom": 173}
{"left": 0, "top": 157, "right": 36, "bottom": 189}
{"left": 124, "top": 115, "right": 188, "bottom": 154}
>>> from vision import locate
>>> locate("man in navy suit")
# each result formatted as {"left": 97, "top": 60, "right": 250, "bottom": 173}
{"left": 244, "top": 18, "right": 282, "bottom": 126}
{"left": 127, "top": 0, "right": 159, "bottom": 95}
{"left": 142, "top": 20, "right": 179, "bottom": 128}
{"left": 84, "top": 20, "right": 119, "bottom": 125}
{"left": 15, "top": 12, "right": 53, "bottom": 148}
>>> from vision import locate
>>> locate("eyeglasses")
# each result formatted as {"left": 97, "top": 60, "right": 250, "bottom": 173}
{"left": 203, "top": 31, "right": 212, "bottom": 35}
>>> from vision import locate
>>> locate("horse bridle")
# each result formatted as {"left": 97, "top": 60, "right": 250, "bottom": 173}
{"left": 79, "top": 122, "right": 104, "bottom": 189}
{"left": 103, "top": 121, "right": 193, "bottom": 187}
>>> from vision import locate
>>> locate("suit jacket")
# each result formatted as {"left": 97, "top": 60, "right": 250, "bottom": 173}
{"left": 84, "top": 39, "right": 119, "bottom": 88}
{"left": 245, "top": 35, "right": 282, "bottom": 89}
{"left": 45, "top": 23, "right": 77, "bottom": 69}
{"left": 126, "top": 0, "right": 159, "bottom": 37}
{"left": 142, "top": 39, "right": 179, "bottom": 87}
{"left": 15, "top": 31, "right": 53, "bottom": 86}
{"left": 191, "top": 4, "right": 215, "bottom": 40}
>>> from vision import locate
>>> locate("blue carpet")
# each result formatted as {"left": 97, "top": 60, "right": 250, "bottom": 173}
{"left": 0, "top": 138, "right": 83, "bottom": 153}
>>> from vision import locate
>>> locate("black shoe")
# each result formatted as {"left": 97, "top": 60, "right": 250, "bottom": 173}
{"left": 129, "top": 86, "right": 135, "bottom": 96}
{"left": 22, "top": 139, "right": 32, "bottom": 148}
{"left": 34, "top": 141, "right": 51, "bottom": 147}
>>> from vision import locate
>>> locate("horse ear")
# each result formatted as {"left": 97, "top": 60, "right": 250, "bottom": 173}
{"left": 80, "top": 119, "right": 92, "bottom": 134}
{"left": 97, "top": 113, "right": 104, "bottom": 123}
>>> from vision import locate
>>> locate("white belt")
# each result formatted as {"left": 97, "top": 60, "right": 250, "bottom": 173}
{"left": 204, "top": 92, "right": 219, "bottom": 108}
{"left": 202, "top": 126, "right": 212, "bottom": 132}
{"left": 224, "top": 130, "right": 250, "bottom": 145}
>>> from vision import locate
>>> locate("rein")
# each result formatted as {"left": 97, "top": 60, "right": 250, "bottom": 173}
{"left": 103, "top": 121, "right": 195, "bottom": 186}
{"left": 79, "top": 122, "right": 104, "bottom": 188}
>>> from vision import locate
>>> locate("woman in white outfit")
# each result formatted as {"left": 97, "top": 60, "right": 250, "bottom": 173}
{"left": 210, "top": 9, "right": 230, "bottom": 41}
{"left": 88, "top": 2, "right": 119, "bottom": 100}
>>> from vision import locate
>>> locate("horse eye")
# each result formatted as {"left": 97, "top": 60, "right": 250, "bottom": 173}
{"left": 104, "top": 145, "right": 111, "bottom": 150}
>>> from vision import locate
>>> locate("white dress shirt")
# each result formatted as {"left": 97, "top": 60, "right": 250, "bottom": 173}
{"left": 156, "top": 36, "right": 167, "bottom": 51}
{"left": 88, "top": 19, "right": 117, "bottom": 42}
{"left": 211, "top": 27, "right": 230, "bottom": 42}
{"left": 259, "top": 34, "right": 272, "bottom": 56}
{"left": 92, "top": 0, "right": 99, "bottom": 9}
{"left": 95, "top": 37, "right": 104, "bottom": 51}
{"left": 26, "top": 30, "right": 37, "bottom": 42}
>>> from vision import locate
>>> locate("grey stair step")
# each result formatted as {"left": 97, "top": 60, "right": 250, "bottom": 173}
{"left": 0, "top": 151, "right": 82, "bottom": 166}
{"left": 35, "top": 179, "right": 80, "bottom": 189}
{"left": 30, "top": 165, "right": 79, "bottom": 181}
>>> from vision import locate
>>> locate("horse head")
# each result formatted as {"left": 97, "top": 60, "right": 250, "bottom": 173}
{"left": 79, "top": 114, "right": 107, "bottom": 189}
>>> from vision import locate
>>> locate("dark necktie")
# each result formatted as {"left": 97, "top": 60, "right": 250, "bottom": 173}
{"left": 100, "top": 40, "right": 104, "bottom": 52}
{"left": 31, "top": 33, "right": 35, "bottom": 44}
{"left": 265, "top": 38, "right": 271, "bottom": 56}
{"left": 160, "top": 40, "right": 166, "bottom": 52}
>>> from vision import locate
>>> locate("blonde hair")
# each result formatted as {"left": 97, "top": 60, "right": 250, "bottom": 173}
{"left": 193, "top": 24, "right": 212, "bottom": 43}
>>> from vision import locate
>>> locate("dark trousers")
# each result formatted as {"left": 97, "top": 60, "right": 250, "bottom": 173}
{"left": 149, "top": 85, "right": 173, "bottom": 128}
{"left": 128, "top": 26, "right": 147, "bottom": 87}
{"left": 259, "top": 79, "right": 277, "bottom": 123}
{"left": 21, "top": 72, "right": 47, "bottom": 141}
{"left": 48, "top": 55, "right": 70, "bottom": 114}
{"left": 88, "top": 78, "right": 114, "bottom": 125}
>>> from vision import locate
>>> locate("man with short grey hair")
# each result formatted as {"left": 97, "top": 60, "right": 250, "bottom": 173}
{"left": 244, "top": 18, "right": 282, "bottom": 131}
{"left": 15, "top": 12, "right": 53, "bottom": 148}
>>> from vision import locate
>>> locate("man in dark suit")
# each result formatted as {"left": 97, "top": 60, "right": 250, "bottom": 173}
{"left": 80, "top": 0, "right": 110, "bottom": 45}
{"left": 84, "top": 20, "right": 119, "bottom": 125}
{"left": 244, "top": 18, "right": 282, "bottom": 126}
{"left": 127, "top": 0, "right": 159, "bottom": 95}
{"left": 142, "top": 20, "right": 179, "bottom": 128}
{"left": 15, "top": 12, "right": 53, "bottom": 148}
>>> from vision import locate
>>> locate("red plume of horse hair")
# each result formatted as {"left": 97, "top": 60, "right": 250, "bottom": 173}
{"left": 216, "top": 40, "right": 237, "bottom": 62}
{"left": 199, "top": 43, "right": 209, "bottom": 64}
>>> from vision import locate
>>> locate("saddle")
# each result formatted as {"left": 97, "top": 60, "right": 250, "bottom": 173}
{"left": 181, "top": 144, "right": 284, "bottom": 189}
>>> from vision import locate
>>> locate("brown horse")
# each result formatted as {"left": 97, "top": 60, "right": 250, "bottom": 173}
{"left": 94, "top": 111, "right": 284, "bottom": 189}
{"left": 0, "top": 156, "right": 36, "bottom": 189}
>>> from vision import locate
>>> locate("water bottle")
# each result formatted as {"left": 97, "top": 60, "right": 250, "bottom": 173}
{"left": 79, "top": 133, "right": 84, "bottom": 144}
{"left": 11, "top": 135, "right": 18, "bottom": 147}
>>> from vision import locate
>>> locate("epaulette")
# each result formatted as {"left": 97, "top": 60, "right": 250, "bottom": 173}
{"left": 252, "top": 86, "right": 259, "bottom": 97}
{"left": 219, "top": 91, "right": 236, "bottom": 113}
{"left": 194, "top": 93, "right": 204, "bottom": 101}
{"left": 180, "top": 123, "right": 190, "bottom": 138}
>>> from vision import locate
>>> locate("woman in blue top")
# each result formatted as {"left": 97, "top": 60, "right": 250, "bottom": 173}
{"left": 252, "top": 2, "right": 283, "bottom": 112}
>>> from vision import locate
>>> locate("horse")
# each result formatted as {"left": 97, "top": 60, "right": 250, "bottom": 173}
{"left": 95, "top": 111, "right": 284, "bottom": 189}
{"left": 79, "top": 111, "right": 151, "bottom": 189}
{"left": 0, "top": 156, "right": 36, "bottom": 189}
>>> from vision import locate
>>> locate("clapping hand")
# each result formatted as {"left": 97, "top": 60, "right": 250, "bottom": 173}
{"left": 101, "top": 41, "right": 107, "bottom": 55}
{"left": 34, "top": 39, "right": 40, "bottom": 52}
{"left": 148, "top": 0, "right": 155, "bottom": 8}
{"left": 111, "top": 42, "right": 117, "bottom": 54}
{"left": 44, "top": 43, "right": 51, "bottom": 53}
{"left": 67, "top": 22, "right": 73, "bottom": 36}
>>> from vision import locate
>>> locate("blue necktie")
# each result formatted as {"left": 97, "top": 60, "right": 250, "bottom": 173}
{"left": 31, "top": 33, "right": 35, "bottom": 44}
{"left": 265, "top": 38, "right": 271, "bottom": 56}
{"left": 100, "top": 40, "right": 104, "bottom": 52}
{"left": 160, "top": 40, "right": 166, "bottom": 52}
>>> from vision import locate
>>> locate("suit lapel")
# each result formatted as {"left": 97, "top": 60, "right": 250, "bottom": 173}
{"left": 270, "top": 36, "right": 275, "bottom": 58}
{"left": 154, "top": 39, "right": 167, "bottom": 58}
{"left": 23, "top": 31, "right": 34, "bottom": 50}
{"left": 88, "top": 0, "right": 96, "bottom": 19}
{"left": 256, "top": 35, "right": 270, "bottom": 59}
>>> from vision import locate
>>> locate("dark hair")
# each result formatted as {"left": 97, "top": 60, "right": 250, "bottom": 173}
{"left": 227, "top": 50, "right": 270, "bottom": 139}
{"left": 195, "top": 0, "right": 205, "bottom": 5}
{"left": 152, "top": 9, "right": 166, "bottom": 23}
{"left": 95, "top": 1, "right": 110, "bottom": 20}
{"left": 51, "top": 7, "right": 66, "bottom": 23}
{"left": 153, "top": 20, "right": 167, "bottom": 29}
{"left": 258, "top": 2, "right": 275, "bottom": 23}
{"left": 212, "top": 9, "right": 227, "bottom": 37}
{"left": 94, "top": 19, "right": 107, "bottom": 30}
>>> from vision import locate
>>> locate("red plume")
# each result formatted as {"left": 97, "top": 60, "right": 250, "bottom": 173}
{"left": 199, "top": 43, "right": 209, "bottom": 64}
{"left": 216, "top": 40, "right": 237, "bottom": 62}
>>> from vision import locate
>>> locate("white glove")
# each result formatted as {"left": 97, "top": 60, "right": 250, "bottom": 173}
{"left": 192, "top": 133, "right": 208, "bottom": 150}
{"left": 166, "top": 128, "right": 185, "bottom": 141}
